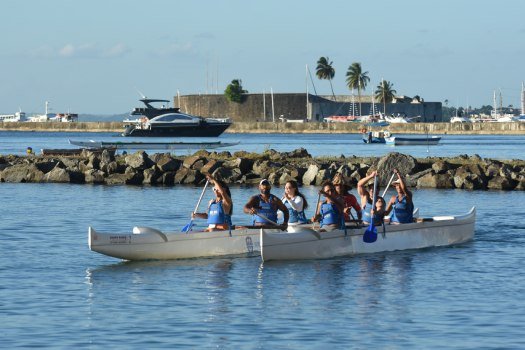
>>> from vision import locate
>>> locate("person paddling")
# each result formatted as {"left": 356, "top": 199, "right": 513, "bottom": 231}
{"left": 192, "top": 175, "right": 233, "bottom": 231}
{"left": 332, "top": 173, "right": 362, "bottom": 222}
{"left": 357, "top": 171, "right": 385, "bottom": 225}
{"left": 280, "top": 180, "right": 309, "bottom": 225}
{"left": 312, "top": 181, "right": 345, "bottom": 231}
{"left": 244, "top": 179, "right": 289, "bottom": 230}
{"left": 385, "top": 168, "right": 414, "bottom": 224}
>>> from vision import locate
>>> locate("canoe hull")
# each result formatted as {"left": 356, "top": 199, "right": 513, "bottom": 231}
{"left": 385, "top": 136, "right": 441, "bottom": 145}
{"left": 261, "top": 207, "right": 476, "bottom": 261}
{"left": 88, "top": 226, "right": 273, "bottom": 261}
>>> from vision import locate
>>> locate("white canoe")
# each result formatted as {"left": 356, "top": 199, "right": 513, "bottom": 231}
{"left": 88, "top": 226, "right": 281, "bottom": 261}
{"left": 260, "top": 207, "right": 476, "bottom": 261}
{"left": 69, "top": 139, "right": 239, "bottom": 150}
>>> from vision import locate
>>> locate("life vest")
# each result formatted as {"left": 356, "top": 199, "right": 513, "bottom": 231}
{"left": 283, "top": 198, "right": 308, "bottom": 224}
{"left": 362, "top": 202, "right": 383, "bottom": 226}
{"left": 320, "top": 202, "right": 342, "bottom": 228}
{"left": 390, "top": 196, "right": 414, "bottom": 223}
{"left": 253, "top": 194, "right": 278, "bottom": 225}
{"left": 207, "top": 200, "right": 232, "bottom": 227}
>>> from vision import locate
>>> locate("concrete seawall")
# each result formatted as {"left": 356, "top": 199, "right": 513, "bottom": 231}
{"left": 1, "top": 121, "right": 524, "bottom": 134}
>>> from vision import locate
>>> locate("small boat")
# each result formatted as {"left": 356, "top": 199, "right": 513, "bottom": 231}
{"left": 385, "top": 135, "right": 441, "bottom": 146}
{"left": 123, "top": 98, "right": 232, "bottom": 137}
{"left": 68, "top": 139, "right": 239, "bottom": 151}
{"left": 362, "top": 130, "right": 390, "bottom": 144}
{"left": 88, "top": 226, "right": 283, "bottom": 261}
{"left": 260, "top": 207, "right": 476, "bottom": 261}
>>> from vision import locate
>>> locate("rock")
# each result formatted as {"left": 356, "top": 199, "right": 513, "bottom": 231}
{"left": 212, "top": 167, "right": 242, "bottom": 183}
{"left": 174, "top": 167, "right": 202, "bottom": 184}
{"left": 143, "top": 167, "right": 162, "bottom": 185}
{"left": 43, "top": 167, "right": 70, "bottom": 183}
{"left": 431, "top": 160, "right": 450, "bottom": 174}
{"left": 156, "top": 155, "right": 181, "bottom": 172}
{"left": 182, "top": 155, "right": 204, "bottom": 169}
{"left": 487, "top": 176, "right": 516, "bottom": 190}
{"left": 302, "top": 164, "right": 320, "bottom": 185}
{"left": 125, "top": 151, "right": 152, "bottom": 170}
{"left": 84, "top": 169, "right": 105, "bottom": 184}
{"left": 314, "top": 168, "right": 335, "bottom": 186}
{"left": 416, "top": 171, "right": 454, "bottom": 188}
{"left": 223, "top": 158, "right": 253, "bottom": 175}
{"left": 376, "top": 152, "right": 418, "bottom": 186}
{"left": 0, "top": 163, "right": 45, "bottom": 182}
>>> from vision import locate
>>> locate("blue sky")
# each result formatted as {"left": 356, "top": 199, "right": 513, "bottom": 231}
{"left": 1, "top": 0, "right": 524, "bottom": 114}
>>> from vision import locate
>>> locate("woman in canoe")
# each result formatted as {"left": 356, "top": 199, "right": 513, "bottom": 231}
{"left": 384, "top": 168, "right": 414, "bottom": 224}
{"left": 312, "top": 181, "right": 345, "bottom": 231}
{"left": 357, "top": 171, "right": 385, "bottom": 225}
{"left": 332, "top": 173, "right": 362, "bottom": 222}
{"left": 280, "top": 180, "right": 309, "bottom": 225}
{"left": 193, "top": 175, "right": 233, "bottom": 231}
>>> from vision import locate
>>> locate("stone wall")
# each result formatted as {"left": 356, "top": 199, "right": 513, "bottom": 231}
{"left": 1, "top": 121, "right": 525, "bottom": 134}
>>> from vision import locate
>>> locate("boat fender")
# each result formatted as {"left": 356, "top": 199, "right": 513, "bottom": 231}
{"left": 132, "top": 226, "right": 168, "bottom": 242}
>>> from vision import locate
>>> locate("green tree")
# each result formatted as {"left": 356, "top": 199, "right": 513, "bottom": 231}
{"left": 224, "top": 79, "right": 247, "bottom": 103}
{"left": 316, "top": 56, "right": 336, "bottom": 101}
{"left": 374, "top": 80, "right": 397, "bottom": 115}
{"left": 345, "top": 62, "right": 369, "bottom": 116}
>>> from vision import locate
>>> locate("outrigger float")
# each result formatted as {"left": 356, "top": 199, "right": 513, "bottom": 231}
{"left": 88, "top": 207, "right": 475, "bottom": 261}
{"left": 69, "top": 139, "right": 239, "bottom": 151}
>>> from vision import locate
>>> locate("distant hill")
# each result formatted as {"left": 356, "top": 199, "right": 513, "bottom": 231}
{"left": 78, "top": 113, "right": 127, "bottom": 122}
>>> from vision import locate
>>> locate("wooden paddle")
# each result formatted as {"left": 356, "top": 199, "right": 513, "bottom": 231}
{"left": 182, "top": 179, "right": 210, "bottom": 233}
{"left": 363, "top": 175, "right": 378, "bottom": 243}
{"left": 254, "top": 212, "right": 287, "bottom": 231}
{"left": 382, "top": 172, "right": 397, "bottom": 198}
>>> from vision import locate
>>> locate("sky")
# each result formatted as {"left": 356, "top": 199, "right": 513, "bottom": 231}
{"left": 1, "top": 0, "right": 524, "bottom": 115}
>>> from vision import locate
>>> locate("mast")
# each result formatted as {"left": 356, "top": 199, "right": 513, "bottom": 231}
{"left": 306, "top": 64, "right": 309, "bottom": 120}
{"left": 263, "top": 90, "right": 266, "bottom": 121}
{"left": 521, "top": 82, "right": 525, "bottom": 115}
{"left": 270, "top": 87, "right": 275, "bottom": 123}
{"left": 493, "top": 90, "right": 497, "bottom": 117}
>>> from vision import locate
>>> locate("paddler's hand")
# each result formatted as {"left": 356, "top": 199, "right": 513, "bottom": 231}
{"left": 280, "top": 222, "right": 288, "bottom": 231}
{"left": 249, "top": 208, "right": 257, "bottom": 215}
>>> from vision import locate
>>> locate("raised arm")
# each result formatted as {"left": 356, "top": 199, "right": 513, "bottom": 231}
{"left": 357, "top": 171, "right": 377, "bottom": 197}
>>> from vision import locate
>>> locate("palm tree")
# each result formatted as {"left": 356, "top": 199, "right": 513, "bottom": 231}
{"left": 316, "top": 57, "right": 336, "bottom": 101}
{"left": 345, "top": 62, "right": 369, "bottom": 116}
{"left": 375, "top": 80, "right": 397, "bottom": 115}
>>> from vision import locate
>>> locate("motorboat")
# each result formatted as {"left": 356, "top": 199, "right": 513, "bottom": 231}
{"left": 260, "top": 207, "right": 476, "bottom": 261}
{"left": 122, "top": 98, "right": 232, "bottom": 137}
{"left": 450, "top": 116, "right": 471, "bottom": 123}
{"left": 362, "top": 130, "right": 390, "bottom": 144}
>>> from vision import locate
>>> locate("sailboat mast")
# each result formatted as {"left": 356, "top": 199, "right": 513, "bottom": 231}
{"left": 263, "top": 90, "right": 266, "bottom": 121}
{"left": 306, "top": 64, "right": 309, "bottom": 120}
{"left": 521, "top": 82, "right": 525, "bottom": 115}
{"left": 270, "top": 87, "right": 275, "bottom": 123}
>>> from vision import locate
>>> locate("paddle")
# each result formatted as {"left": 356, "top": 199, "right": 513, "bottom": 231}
{"left": 363, "top": 175, "right": 378, "bottom": 243}
{"left": 182, "top": 179, "right": 210, "bottom": 233}
{"left": 382, "top": 172, "right": 396, "bottom": 198}
{"left": 311, "top": 192, "right": 322, "bottom": 229}
{"left": 254, "top": 212, "right": 287, "bottom": 231}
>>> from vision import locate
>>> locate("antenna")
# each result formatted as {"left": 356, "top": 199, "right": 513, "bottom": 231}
{"left": 135, "top": 88, "right": 146, "bottom": 99}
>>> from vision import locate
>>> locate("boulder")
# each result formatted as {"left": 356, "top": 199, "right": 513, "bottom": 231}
{"left": 0, "top": 163, "right": 45, "bottom": 182}
{"left": 431, "top": 160, "right": 450, "bottom": 174}
{"left": 223, "top": 158, "right": 253, "bottom": 175}
{"left": 156, "top": 156, "right": 181, "bottom": 172}
{"left": 487, "top": 176, "right": 516, "bottom": 191}
{"left": 376, "top": 152, "right": 418, "bottom": 186}
{"left": 84, "top": 169, "right": 105, "bottom": 184}
{"left": 125, "top": 151, "right": 152, "bottom": 170}
{"left": 43, "top": 167, "right": 70, "bottom": 183}
{"left": 416, "top": 171, "right": 454, "bottom": 188}
{"left": 302, "top": 164, "right": 320, "bottom": 185}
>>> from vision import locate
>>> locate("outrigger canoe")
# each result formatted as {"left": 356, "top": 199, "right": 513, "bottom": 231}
{"left": 88, "top": 225, "right": 278, "bottom": 261}
{"left": 69, "top": 139, "right": 239, "bottom": 151}
{"left": 260, "top": 207, "right": 476, "bottom": 261}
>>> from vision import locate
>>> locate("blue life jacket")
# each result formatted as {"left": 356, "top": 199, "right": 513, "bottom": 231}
{"left": 362, "top": 202, "right": 383, "bottom": 226}
{"left": 390, "top": 196, "right": 414, "bottom": 223}
{"left": 207, "top": 200, "right": 232, "bottom": 227}
{"left": 253, "top": 194, "right": 278, "bottom": 225}
{"left": 320, "top": 202, "right": 342, "bottom": 227}
{"left": 284, "top": 198, "right": 308, "bottom": 224}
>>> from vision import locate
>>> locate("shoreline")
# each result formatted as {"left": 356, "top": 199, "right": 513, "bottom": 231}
{"left": 0, "top": 121, "right": 524, "bottom": 135}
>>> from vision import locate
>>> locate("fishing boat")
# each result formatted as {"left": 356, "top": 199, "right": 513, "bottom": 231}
{"left": 260, "top": 207, "right": 476, "bottom": 261}
{"left": 68, "top": 139, "right": 239, "bottom": 151}
{"left": 362, "top": 130, "right": 390, "bottom": 144}
{"left": 88, "top": 226, "right": 281, "bottom": 261}
{"left": 385, "top": 135, "right": 441, "bottom": 146}
{"left": 123, "top": 98, "right": 232, "bottom": 137}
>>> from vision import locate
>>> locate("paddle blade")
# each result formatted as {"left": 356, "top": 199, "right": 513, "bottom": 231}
{"left": 181, "top": 220, "right": 193, "bottom": 233}
{"left": 363, "top": 225, "right": 378, "bottom": 243}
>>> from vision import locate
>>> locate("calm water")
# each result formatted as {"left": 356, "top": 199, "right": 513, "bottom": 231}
{"left": 0, "top": 130, "right": 524, "bottom": 159}
{"left": 1, "top": 183, "right": 524, "bottom": 349}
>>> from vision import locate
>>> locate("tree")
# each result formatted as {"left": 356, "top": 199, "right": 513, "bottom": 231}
{"left": 316, "top": 56, "right": 336, "bottom": 101}
{"left": 224, "top": 79, "right": 247, "bottom": 103}
{"left": 345, "top": 62, "right": 369, "bottom": 116}
{"left": 374, "top": 80, "right": 397, "bottom": 115}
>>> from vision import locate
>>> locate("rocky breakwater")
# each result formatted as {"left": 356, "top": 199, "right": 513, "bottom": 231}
{"left": 0, "top": 149, "right": 524, "bottom": 191}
